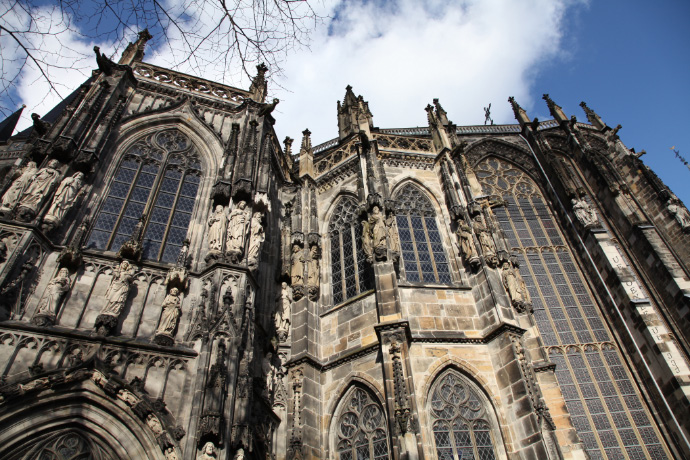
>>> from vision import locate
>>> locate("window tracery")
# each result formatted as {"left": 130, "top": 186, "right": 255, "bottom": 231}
{"left": 393, "top": 184, "right": 451, "bottom": 284}
{"left": 335, "top": 387, "right": 390, "bottom": 460}
{"left": 23, "top": 430, "right": 114, "bottom": 460}
{"left": 329, "top": 197, "right": 373, "bottom": 304}
{"left": 476, "top": 156, "right": 669, "bottom": 459}
{"left": 87, "top": 129, "right": 201, "bottom": 263}
{"left": 429, "top": 369, "right": 497, "bottom": 460}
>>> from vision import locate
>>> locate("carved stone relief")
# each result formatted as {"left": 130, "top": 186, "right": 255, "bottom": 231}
{"left": 226, "top": 200, "right": 250, "bottom": 263}
{"left": 32, "top": 268, "right": 71, "bottom": 326}
{"left": 95, "top": 261, "right": 135, "bottom": 336}
{"left": 42, "top": 171, "right": 85, "bottom": 231}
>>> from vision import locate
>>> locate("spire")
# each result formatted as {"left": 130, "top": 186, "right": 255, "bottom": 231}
{"left": 0, "top": 105, "right": 25, "bottom": 142}
{"left": 426, "top": 101, "right": 452, "bottom": 151}
{"left": 542, "top": 94, "right": 567, "bottom": 123}
{"left": 283, "top": 137, "right": 293, "bottom": 157}
{"left": 508, "top": 97, "right": 530, "bottom": 127}
{"left": 249, "top": 63, "right": 268, "bottom": 103}
{"left": 118, "top": 29, "right": 152, "bottom": 66}
{"left": 299, "top": 129, "right": 313, "bottom": 178}
{"left": 579, "top": 101, "right": 606, "bottom": 130}
{"left": 433, "top": 98, "right": 450, "bottom": 125}
{"left": 337, "top": 85, "right": 373, "bottom": 140}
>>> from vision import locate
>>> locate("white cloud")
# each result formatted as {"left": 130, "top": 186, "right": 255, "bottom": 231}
{"left": 7, "top": 0, "right": 581, "bottom": 142}
{"left": 271, "top": 0, "right": 578, "bottom": 146}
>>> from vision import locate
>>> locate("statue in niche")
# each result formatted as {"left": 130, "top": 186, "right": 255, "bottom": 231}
{"left": 232, "top": 448, "right": 245, "bottom": 460}
{"left": 247, "top": 211, "right": 265, "bottom": 269}
{"left": 571, "top": 198, "right": 598, "bottom": 228}
{"left": 263, "top": 352, "right": 277, "bottom": 399}
{"left": 290, "top": 244, "right": 304, "bottom": 286}
{"left": 307, "top": 245, "right": 320, "bottom": 300}
{"left": 275, "top": 282, "right": 291, "bottom": 341}
{"left": 32, "top": 267, "right": 71, "bottom": 325}
{"left": 501, "top": 262, "right": 531, "bottom": 312}
{"left": 206, "top": 205, "right": 226, "bottom": 257}
{"left": 226, "top": 200, "right": 250, "bottom": 263}
{"left": 473, "top": 214, "right": 497, "bottom": 266}
{"left": 43, "top": 171, "right": 85, "bottom": 229}
{"left": 17, "top": 159, "right": 61, "bottom": 220}
{"left": 155, "top": 287, "right": 182, "bottom": 345}
{"left": 667, "top": 201, "right": 690, "bottom": 232}
{"left": 197, "top": 442, "right": 217, "bottom": 460}
{"left": 456, "top": 221, "right": 475, "bottom": 261}
{"left": 0, "top": 161, "right": 37, "bottom": 214}
{"left": 95, "top": 260, "right": 135, "bottom": 335}
{"left": 386, "top": 213, "right": 401, "bottom": 255}
{"left": 362, "top": 205, "right": 387, "bottom": 262}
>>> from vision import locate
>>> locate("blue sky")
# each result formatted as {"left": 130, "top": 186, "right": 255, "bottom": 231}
{"left": 2, "top": 0, "right": 688, "bottom": 205}
{"left": 530, "top": 1, "right": 690, "bottom": 205}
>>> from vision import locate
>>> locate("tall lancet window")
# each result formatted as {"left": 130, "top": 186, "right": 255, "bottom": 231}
{"left": 329, "top": 197, "right": 373, "bottom": 305}
{"left": 476, "top": 156, "right": 669, "bottom": 459}
{"left": 429, "top": 369, "right": 497, "bottom": 460}
{"left": 87, "top": 129, "right": 202, "bottom": 263}
{"left": 393, "top": 183, "right": 451, "bottom": 283}
{"left": 335, "top": 386, "right": 390, "bottom": 460}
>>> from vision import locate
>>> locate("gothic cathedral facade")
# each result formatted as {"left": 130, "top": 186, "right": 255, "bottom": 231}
{"left": 0, "top": 34, "right": 689, "bottom": 460}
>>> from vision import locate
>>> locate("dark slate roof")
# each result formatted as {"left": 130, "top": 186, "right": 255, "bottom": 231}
{"left": 0, "top": 105, "right": 25, "bottom": 142}
{"left": 12, "top": 76, "right": 95, "bottom": 139}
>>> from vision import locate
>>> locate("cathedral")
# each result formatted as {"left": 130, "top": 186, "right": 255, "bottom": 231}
{"left": 0, "top": 31, "right": 689, "bottom": 460}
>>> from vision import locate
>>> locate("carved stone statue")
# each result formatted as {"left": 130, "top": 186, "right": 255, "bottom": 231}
{"left": 95, "top": 260, "right": 135, "bottom": 335}
{"left": 501, "top": 262, "right": 531, "bottom": 312}
{"left": 0, "top": 161, "right": 37, "bottom": 215}
{"left": 572, "top": 198, "right": 598, "bottom": 228}
{"left": 456, "top": 222, "right": 475, "bottom": 261}
{"left": 667, "top": 201, "right": 690, "bottom": 232}
{"left": 155, "top": 288, "right": 182, "bottom": 345}
{"left": 206, "top": 205, "right": 226, "bottom": 256}
{"left": 473, "top": 215, "right": 497, "bottom": 266}
{"left": 263, "top": 352, "right": 277, "bottom": 398}
{"left": 233, "top": 448, "right": 245, "bottom": 460}
{"left": 32, "top": 267, "right": 71, "bottom": 326}
{"left": 17, "top": 159, "right": 61, "bottom": 220}
{"left": 386, "top": 213, "right": 401, "bottom": 254}
{"left": 362, "top": 205, "right": 387, "bottom": 262}
{"left": 197, "top": 442, "right": 217, "bottom": 460}
{"left": 290, "top": 244, "right": 304, "bottom": 286}
{"left": 43, "top": 172, "right": 85, "bottom": 229}
{"left": 370, "top": 205, "right": 387, "bottom": 252}
{"left": 307, "top": 245, "right": 320, "bottom": 301}
{"left": 275, "top": 282, "right": 291, "bottom": 341}
{"left": 226, "top": 200, "right": 250, "bottom": 262}
{"left": 247, "top": 211, "right": 265, "bottom": 269}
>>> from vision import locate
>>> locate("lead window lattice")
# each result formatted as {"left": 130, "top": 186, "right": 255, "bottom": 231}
{"left": 87, "top": 129, "right": 201, "bottom": 263}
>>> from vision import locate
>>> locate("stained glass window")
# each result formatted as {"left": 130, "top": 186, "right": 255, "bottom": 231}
{"left": 335, "top": 387, "right": 390, "bottom": 460}
{"left": 429, "top": 369, "right": 497, "bottom": 460}
{"left": 330, "top": 197, "right": 373, "bottom": 304}
{"left": 476, "top": 156, "right": 669, "bottom": 460}
{"left": 87, "top": 129, "right": 201, "bottom": 263}
{"left": 393, "top": 184, "right": 451, "bottom": 284}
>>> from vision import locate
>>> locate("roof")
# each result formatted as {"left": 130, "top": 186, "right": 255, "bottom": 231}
{"left": 0, "top": 105, "right": 25, "bottom": 142}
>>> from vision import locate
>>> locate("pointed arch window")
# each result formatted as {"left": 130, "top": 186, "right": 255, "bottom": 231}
{"left": 429, "top": 369, "right": 497, "bottom": 460}
{"left": 335, "top": 386, "right": 390, "bottom": 460}
{"left": 87, "top": 129, "right": 201, "bottom": 263}
{"left": 329, "top": 197, "right": 373, "bottom": 305}
{"left": 393, "top": 184, "right": 451, "bottom": 284}
{"left": 475, "top": 156, "right": 669, "bottom": 459}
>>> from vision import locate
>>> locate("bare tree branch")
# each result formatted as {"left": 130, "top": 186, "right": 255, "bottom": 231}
{"left": 0, "top": 0, "right": 324, "bottom": 117}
